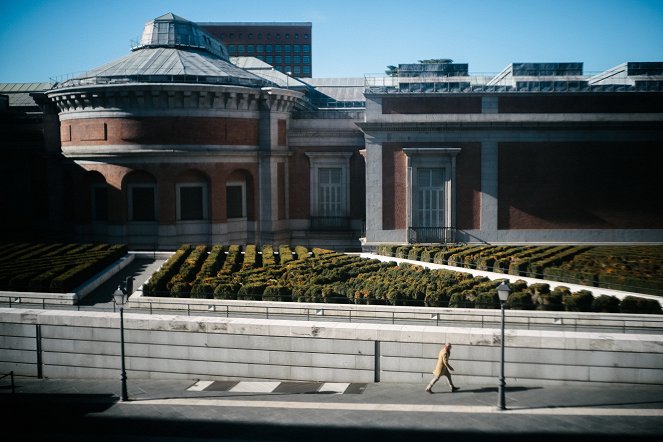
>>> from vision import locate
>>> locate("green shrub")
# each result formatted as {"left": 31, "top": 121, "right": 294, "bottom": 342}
{"left": 563, "top": 290, "right": 594, "bottom": 312}
{"left": 507, "top": 291, "right": 534, "bottom": 310}
{"left": 214, "top": 283, "right": 239, "bottom": 300}
{"left": 279, "top": 245, "right": 294, "bottom": 265}
{"left": 619, "top": 296, "right": 662, "bottom": 314}
{"left": 263, "top": 285, "right": 292, "bottom": 302}
{"left": 170, "top": 282, "right": 190, "bottom": 298}
{"left": 237, "top": 283, "right": 266, "bottom": 301}
{"left": 474, "top": 292, "right": 499, "bottom": 309}
{"left": 294, "top": 246, "right": 310, "bottom": 260}
{"left": 449, "top": 292, "right": 475, "bottom": 308}
{"left": 190, "top": 283, "right": 214, "bottom": 299}
{"left": 592, "top": 295, "right": 620, "bottom": 313}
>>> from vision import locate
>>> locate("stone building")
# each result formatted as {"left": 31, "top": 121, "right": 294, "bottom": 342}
{"left": 1, "top": 13, "right": 662, "bottom": 250}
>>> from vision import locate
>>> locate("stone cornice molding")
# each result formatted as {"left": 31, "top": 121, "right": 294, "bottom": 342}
{"left": 47, "top": 84, "right": 266, "bottom": 115}
{"left": 260, "top": 88, "right": 305, "bottom": 113}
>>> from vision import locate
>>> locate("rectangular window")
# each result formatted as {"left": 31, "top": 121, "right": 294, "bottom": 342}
{"left": 247, "top": 45, "right": 255, "bottom": 54}
{"left": 303, "top": 45, "right": 310, "bottom": 53}
{"left": 416, "top": 168, "right": 445, "bottom": 227}
{"left": 318, "top": 168, "right": 343, "bottom": 216}
{"left": 303, "top": 55, "right": 310, "bottom": 63}
{"left": 293, "top": 45, "right": 300, "bottom": 53}
{"left": 265, "top": 45, "right": 273, "bottom": 53}
{"left": 92, "top": 186, "right": 108, "bottom": 221}
{"left": 130, "top": 186, "right": 155, "bottom": 221}
{"left": 227, "top": 184, "right": 246, "bottom": 219}
{"left": 179, "top": 185, "right": 205, "bottom": 220}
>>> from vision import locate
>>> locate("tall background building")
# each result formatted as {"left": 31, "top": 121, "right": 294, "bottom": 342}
{"left": 198, "top": 22, "right": 313, "bottom": 77}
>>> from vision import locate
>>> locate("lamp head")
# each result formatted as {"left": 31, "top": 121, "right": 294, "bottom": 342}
{"left": 113, "top": 286, "right": 127, "bottom": 306}
{"left": 496, "top": 281, "right": 511, "bottom": 303}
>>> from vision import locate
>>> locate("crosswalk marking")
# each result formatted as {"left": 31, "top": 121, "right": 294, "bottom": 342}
{"left": 186, "top": 380, "right": 365, "bottom": 395}
{"left": 187, "top": 380, "right": 214, "bottom": 391}
{"left": 319, "top": 383, "right": 350, "bottom": 394}
{"left": 229, "top": 382, "right": 281, "bottom": 393}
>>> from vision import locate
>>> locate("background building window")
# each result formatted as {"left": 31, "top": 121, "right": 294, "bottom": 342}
{"left": 129, "top": 185, "right": 155, "bottom": 221}
{"left": 318, "top": 168, "right": 343, "bottom": 216}
{"left": 416, "top": 168, "right": 445, "bottom": 227}
{"left": 177, "top": 183, "right": 208, "bottom": 221}
{"left": 226, "top": 182, "right": 246, "bottom": 219}
{"left": 305, "top": 152, "right": 352, "bottom": 217}
{"left": 92, "top": 185, "right": 108, "bottom": 221}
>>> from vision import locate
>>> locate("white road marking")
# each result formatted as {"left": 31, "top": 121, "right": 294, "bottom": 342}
{"left": 187, "top": 380, "right": 214, "bottom": 392}
{"left": 127, "top": 398, "right": 663, "bottom": 416}
{"left": 319, "top": 382, "right": 350, "bottom": 394}
{"left": 228, "top": 382, "right": 281, "bottom": 393}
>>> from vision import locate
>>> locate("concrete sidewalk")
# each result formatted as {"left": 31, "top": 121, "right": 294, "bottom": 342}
{"left": 2, "top": 377, "right": 662, "bottom": 441}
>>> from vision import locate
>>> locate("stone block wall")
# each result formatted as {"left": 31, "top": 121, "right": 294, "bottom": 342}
{"left": 1, "top": 308, "right": 661, "bottom": 386}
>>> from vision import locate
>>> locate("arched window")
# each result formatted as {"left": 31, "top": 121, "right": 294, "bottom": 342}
{"left": 125, "top": 171, "right": 157, "bottom": 222}
{"left": 176, "top": 170, "right": 209, "bottom": 221}
{"left": 88, "top": 171, "right": 108, "bottom": 222}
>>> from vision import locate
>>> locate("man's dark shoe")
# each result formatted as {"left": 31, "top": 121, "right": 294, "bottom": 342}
{"left": 451, "top": 386, "right": 460, "bottom": 392}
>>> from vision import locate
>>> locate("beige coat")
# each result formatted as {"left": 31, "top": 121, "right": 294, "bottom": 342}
{"left": 433, "top": 347, "right": 453, "bottom": 376}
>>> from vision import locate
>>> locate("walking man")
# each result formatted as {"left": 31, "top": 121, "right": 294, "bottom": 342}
{"left": 425, "top": 342, "right": 459, "bottom": 393}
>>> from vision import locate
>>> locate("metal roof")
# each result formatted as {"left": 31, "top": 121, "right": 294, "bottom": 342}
{"left": 230, "top": 56, "right": 307, "bottom": 88}
{"left": 0, "top": 83, "right": 52, "bottom": 107}
{"left": 53, "top": 13, "right": 271, "bottom": 89}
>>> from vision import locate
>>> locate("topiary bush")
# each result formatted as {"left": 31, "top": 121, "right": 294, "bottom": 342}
{"left": 592, "top": 294, "right": 620, "bottom": 313}
{"left": 563, "top": 290, "right": 594, "bottom": 312}
{"left": 262, "top": 285, "right": 292, "bottom": 302}
{"left": 190, "top": 283, "right": 214, "bottom": 299}
{"left": 214, "top": 283, "right": 239, "bottom": 300}
{"left": 507, "top": 291, "right": 534, "bottom": 310}
{"left": 619, "top": 295, "right": 662, "bottom": 314}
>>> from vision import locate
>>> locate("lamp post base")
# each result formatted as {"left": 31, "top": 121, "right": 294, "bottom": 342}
{"left": 497, "top": 381, "right": 506, "bottom": 410}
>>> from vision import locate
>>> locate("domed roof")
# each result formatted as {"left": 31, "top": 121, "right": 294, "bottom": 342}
{"left": 54, "top": 13, "right": 271, "bottom": 89}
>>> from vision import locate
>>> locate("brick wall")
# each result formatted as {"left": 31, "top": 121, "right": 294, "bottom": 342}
{"left": 61, "top": 117, "right": 260, "bottom": 146}
{"left": 498, "top": 142, "right": 663, "bottom": 229}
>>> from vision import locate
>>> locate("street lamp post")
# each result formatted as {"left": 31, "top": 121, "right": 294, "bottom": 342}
{"left": 496, "top": 281, "right": 511, "bottom": 410}
{"left": 113, "top": 285, "right": 129, "bottom": 402}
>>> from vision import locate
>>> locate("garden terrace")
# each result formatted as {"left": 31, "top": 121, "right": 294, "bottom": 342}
{"left": 376, "top": 244, "right": 663, "bottom": 297}
{"left": 0, "top": 243, "right": 128, "bottom": 293}
{"left": 142, "top": 244, "right": 661, "bottom": 315}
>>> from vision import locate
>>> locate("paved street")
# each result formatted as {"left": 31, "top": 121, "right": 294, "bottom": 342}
{"left": 2, "top": 377, "right": 662, "bottom": 441}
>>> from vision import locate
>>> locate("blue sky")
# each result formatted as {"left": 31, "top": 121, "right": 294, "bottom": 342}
{"left": 1, "top": 0, "right": 662, "bottom": 82}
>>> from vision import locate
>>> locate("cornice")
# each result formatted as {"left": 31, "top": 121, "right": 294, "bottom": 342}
{"left": 47, "top": 83, "right": 304, "bottom": 116}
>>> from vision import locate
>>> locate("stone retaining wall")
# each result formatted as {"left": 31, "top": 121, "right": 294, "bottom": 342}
{"left": 1, "top": 308, "right": 662, "bottom": 386}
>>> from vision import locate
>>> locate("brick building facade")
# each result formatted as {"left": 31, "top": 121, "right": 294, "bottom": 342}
{"left": 1, "top": 14, "right": 662, "bottom": 250}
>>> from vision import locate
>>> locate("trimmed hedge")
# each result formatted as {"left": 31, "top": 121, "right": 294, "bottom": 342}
{"left": 0, "top": 243, "right": 128, "bottom": 293}
{"left": 137, "top": 243, "right": 662, "bottom": 314}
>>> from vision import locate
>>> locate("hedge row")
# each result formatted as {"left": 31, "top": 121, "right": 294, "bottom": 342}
{"left": 143, "top": 244, "right": 661, "bottom": 314}
{"left": 375, "top": 244, "right": 663, "bottom": 296}
{"left": 0, "top": 243, "right": 128, "bottom": 293}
